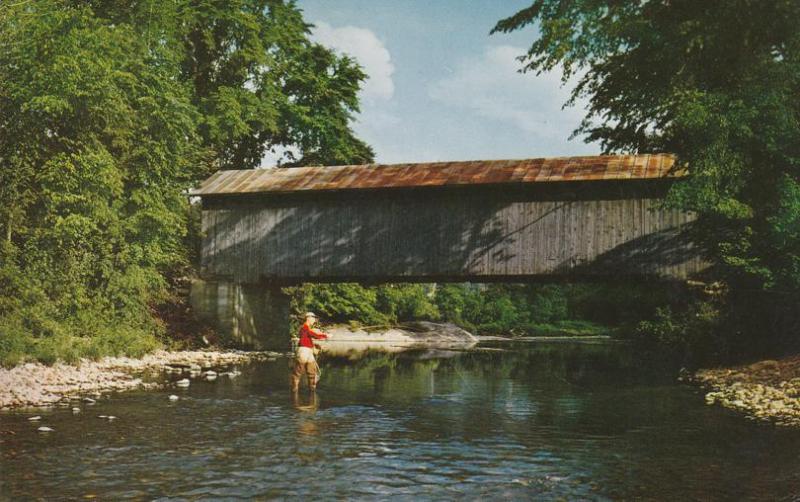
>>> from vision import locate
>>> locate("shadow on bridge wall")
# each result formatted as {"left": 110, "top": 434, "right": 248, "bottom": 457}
{"left": 203, "top": 194, "right": 521, "bottom": 283}
{"left": 556, "top": 220, "right": 708, "bottom": 278}
{"left": 202, "top": 197, "right": 706, "bottom": 283}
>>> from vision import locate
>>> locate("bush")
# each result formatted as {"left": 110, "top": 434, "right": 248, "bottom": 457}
{"left": 0, "top": 255, "right": 164, "bottom": 366}
{"left": 0, "top": 311, "right": 162, "bottom": 367}
{"left": 376, "top": 284, "right": 440, "bottom": 322}
{"left": 287, "top": 283, "right": 390, "bottom": 328}
{"left": 433, "top": 284, "right": 470, "bottom": 325}
{"left": 634, "top": 301, "right": 723, "bottom": 366}
{"left": 522, "top": 284, "right": 569, "bottom": 324}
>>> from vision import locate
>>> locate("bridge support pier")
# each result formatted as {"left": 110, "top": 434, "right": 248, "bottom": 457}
{"left": 189, "top": 278, "right": 290, "bottom": 351}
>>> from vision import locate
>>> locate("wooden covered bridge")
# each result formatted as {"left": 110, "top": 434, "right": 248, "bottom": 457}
{"left": 189, "top": 154, "right": 708, "bottom": 348}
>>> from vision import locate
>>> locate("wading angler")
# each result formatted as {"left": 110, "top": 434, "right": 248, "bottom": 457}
{"left": 290, "top": 312, "right": 329, "bottom": 392}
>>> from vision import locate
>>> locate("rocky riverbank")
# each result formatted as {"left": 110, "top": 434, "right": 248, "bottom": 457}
{"left": 693, "top": 355, "right": 800, "bottom": 427}
{"left": 0, "top": 350, "right": 281, "bottom": 409}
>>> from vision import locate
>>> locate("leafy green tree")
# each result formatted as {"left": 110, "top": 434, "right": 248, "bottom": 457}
{"left": 376, "top": 284, "right": 440, "bottom": 322}
{"left": 71, "top": 0, "right": 374, "bottom": 169}
{"left": 0, "top": 3, "right": 201, "bottom": 363}
{"left": 290, "top": 283, "right": 389, "bottom": 327}
{"left": 174, "top": 0, "right": 374, "bottom": 168}
{"left": 434, "top": 284, "right": 471, "bottom": 325}
{"left": 493, "top": 1, "right": 800, "bottom": 293}
{"left": 0, "top": 0, "right": 373, "bottom": 364}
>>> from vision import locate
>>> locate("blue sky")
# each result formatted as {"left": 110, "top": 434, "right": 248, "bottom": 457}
{"left": 293, "top": 0, "right": 600, "bottom": 164}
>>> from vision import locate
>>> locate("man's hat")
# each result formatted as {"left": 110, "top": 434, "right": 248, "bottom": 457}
{"left": 304, "top": 312, "right": 317, "bottom": 318}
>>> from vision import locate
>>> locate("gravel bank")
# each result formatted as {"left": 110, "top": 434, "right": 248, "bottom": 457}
{"left": 0, "top": 350, "right": 281, "bottom": 409}
{"left": 693, "top": 355, "right": 800, "bottom": 427}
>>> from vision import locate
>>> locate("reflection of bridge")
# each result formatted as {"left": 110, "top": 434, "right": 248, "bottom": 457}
{"left": 189, "top": 154, "right": 709, "bottom": 349}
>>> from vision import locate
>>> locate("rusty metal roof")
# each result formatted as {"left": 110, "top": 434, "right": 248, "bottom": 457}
{"left": 192, "top": 154, "right": 681, "bottom": 196}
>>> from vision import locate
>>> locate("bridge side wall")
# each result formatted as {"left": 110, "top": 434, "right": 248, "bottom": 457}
{"left": 199, "top": 182, "right": 709, "bottom": 283}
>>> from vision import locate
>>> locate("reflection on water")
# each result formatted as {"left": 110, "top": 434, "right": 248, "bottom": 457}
{"left": 2, "top": 341, "right": 800, "bottom": 500}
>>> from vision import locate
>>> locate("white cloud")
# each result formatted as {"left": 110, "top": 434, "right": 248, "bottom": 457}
{"left": 429, "top": 45, "right": 591, "bottom": 144}
{"left": 312, "top": 21, "right": 395, "bottom": 102}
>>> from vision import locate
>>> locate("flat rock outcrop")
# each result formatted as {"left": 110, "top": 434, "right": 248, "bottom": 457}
{"left": 318, "top": 322, "right": 477, "bottom": 357}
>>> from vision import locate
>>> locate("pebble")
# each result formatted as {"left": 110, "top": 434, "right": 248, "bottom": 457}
{"left": 0, "top": 350, "right": 269, "bottom": 410}
{"left": 72, "top": 407, "right": 81, "bottom": 414}
{"left": 176, "top": 379, "right": 190, "bottom": 388}
{"left": 28, "top": 416, "right": 42, "bottom": 421}
{"left": 169, "top": 395, "right": 179, "bottom": 401}
{"left": 695, "top": 357, "right": 800, "bottom": 427}
{"left": 37, "top": 426, "right": 54, "bottom": 433}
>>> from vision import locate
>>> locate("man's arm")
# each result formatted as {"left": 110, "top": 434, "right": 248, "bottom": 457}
{"left": 309, "top": 327, "right": 328, "bottom": 340}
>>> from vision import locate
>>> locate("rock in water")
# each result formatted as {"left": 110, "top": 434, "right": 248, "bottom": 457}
{"left": 204, "top": 371, "right": 218, "bottom": 381}
{"left": 169, "top": 395, "right": 179, "bottom": 401}
{"left": 28, "top": 416, "right": 42, "bottom": 421}
{"left": 72, "top": 407, "right": 81, "bottom": 414}
{"left": 37, "top": 426, "right": 54, "bottom": 433}
{"left": 176, "top": 379, "right": 190, "bottom": 388}
{"left": 83, "top": 397, "right": 96, "bottom": 404}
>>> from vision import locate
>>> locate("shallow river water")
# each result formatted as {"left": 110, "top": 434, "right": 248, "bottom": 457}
{"left": 2, "top": 340, "right": 800, "bottom": 500}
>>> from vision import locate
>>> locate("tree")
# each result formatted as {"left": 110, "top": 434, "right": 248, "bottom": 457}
{"left": 70, "top": 0, "right": 373, "bottom": 169}
{"left": 174, "top": 0, "right": 373, "bottom": 168}
{"left": 0, "top": 0, "right": 373, "bottom": 364}
{"left": 0, "top": 3, "right": 202, "bottom": 362}
{"left": 493, "top": 1, "right": 800, "bottom": 293}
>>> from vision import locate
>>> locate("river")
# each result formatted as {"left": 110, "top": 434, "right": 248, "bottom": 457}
{"left": 2, "top": 340, "right": 800, "bottom": 500}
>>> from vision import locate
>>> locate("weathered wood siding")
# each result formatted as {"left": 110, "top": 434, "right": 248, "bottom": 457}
{"left": 200, "top": 181, "right": 709, "bottom": 283}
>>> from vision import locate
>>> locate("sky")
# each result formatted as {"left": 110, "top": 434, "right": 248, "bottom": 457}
{"left": 292, "top": 0, "right": 600, "bottom": 165}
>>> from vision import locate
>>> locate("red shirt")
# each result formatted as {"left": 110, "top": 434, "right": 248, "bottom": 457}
{"left": 298, "top": 322, "right": 327, "bottom": 348}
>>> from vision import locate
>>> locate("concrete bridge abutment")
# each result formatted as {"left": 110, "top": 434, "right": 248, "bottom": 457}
{"left": 189, "top": 278, "right": 291, "bottom": 351}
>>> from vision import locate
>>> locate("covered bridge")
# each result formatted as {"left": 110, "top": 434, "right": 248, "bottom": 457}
{"left": 190, "top": 154, "right": 709, "bottom": 348}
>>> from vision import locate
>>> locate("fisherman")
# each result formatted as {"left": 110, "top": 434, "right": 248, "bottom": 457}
{"left": 290, "top": 312, "right": 329, "bottom": 393}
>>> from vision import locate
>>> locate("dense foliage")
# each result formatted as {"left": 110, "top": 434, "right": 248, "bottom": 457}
{"left": 494, "top": 0, "right": 800, "bottom": 360}
{"left": 0, "top": 1, "right": 372, "bottom": 365}
{"left": 290, "top": 282, "right": 672, "bottom": 337}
